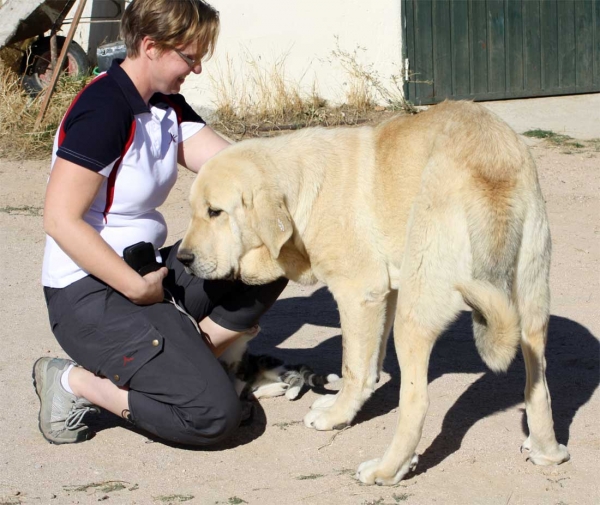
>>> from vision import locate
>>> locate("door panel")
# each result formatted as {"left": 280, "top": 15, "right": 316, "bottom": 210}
{"left": 403, "top": 0, "right": 600, "bottom": 104}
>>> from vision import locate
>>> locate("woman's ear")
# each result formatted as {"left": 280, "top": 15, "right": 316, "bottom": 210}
{"left": 140, "top": 36, "right": 157, "bottom": 60}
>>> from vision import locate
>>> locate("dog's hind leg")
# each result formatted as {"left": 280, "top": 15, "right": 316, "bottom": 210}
{"left": 516, "top": 205, "right": 569, "bottom": 465}
{"left": 304, "top": 285, "right": 390, "bottom": 431}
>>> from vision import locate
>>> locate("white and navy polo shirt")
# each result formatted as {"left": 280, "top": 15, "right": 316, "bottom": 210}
{"left": 42, "top": 59, "right": 205, "bottom": 288}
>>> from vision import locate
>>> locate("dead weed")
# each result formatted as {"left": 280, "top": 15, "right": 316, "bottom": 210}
{"left": 0, "top": 60, "right": 92, "bottom": 160}
{"left": 523, "top": 129, "right": 597, "bottom": 155}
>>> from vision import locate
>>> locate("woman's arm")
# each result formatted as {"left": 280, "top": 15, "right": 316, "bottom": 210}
{"left": 177, "top": 125, "right": 231, "bottom": 173}
{"left": 44, "top": 158, "right": 167, "bottom": 304}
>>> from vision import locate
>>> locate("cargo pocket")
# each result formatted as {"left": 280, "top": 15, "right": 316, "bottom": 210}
{"left": 101, "top": 322, "right": 164, "bottom": 387}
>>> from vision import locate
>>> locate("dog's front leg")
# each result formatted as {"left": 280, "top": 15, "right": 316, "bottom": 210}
{"left": 356, "top": 313, "right": 436, "bottom": 485}
{"left": 304, "top": 290, "right": 387, "bottom": 431}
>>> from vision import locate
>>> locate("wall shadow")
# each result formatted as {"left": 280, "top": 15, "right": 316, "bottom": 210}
{"left": 254, "top": 286, "right": 599, "bottom": 470}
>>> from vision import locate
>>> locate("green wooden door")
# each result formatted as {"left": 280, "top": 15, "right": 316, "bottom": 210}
{"left": 403, "top": 0, "right": 600, "bottom": 104}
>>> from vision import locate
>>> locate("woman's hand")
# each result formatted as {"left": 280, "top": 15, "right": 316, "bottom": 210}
{"left": 126, "top": 267, "right": 169, "bottom": 305}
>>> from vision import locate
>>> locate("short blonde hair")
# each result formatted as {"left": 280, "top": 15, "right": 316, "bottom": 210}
{"left": 121, "top": 0, "right": 220, "bottom": 60}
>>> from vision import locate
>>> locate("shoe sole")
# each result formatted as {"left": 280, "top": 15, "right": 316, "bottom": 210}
{"left": 32, "top": 357, "right": 92, "bottom": 445}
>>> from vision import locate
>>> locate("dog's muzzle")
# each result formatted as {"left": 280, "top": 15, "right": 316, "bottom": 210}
{"left": 176, "top": 249, "right": 195, "bottom": 266}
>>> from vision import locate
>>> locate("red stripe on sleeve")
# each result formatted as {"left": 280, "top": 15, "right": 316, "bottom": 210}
{"left": 103, "top": 119, "right": 137, "bottom": 223}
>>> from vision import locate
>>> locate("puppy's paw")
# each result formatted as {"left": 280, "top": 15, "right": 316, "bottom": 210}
{"left": 251, "top": 382, "right": 289, "bottom": 399}
{"left": 285, "top": 384, "right": 301, "bottom": 400}
{"left": 356, "top": 454, "right": 418, "bottom": 486}
{"left": 311, "top": 393, "right": 337, "bottom": 410}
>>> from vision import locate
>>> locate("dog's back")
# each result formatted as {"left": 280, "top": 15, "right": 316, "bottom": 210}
{"left": 372, "top": 100, "right": 538, "bottom": 255}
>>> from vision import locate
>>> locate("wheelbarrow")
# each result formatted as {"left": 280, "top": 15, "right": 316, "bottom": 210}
{"left": 0, "top": 0, "right": 122, "bottom": 94}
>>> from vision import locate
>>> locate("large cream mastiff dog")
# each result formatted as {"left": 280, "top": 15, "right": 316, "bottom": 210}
{"left": 178, "top": 101, "right": 570, "bottom": 484}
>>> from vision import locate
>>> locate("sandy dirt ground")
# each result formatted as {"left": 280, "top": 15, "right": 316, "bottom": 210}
{"left": 0, "top": 121, "right": 598, "bottom": 505}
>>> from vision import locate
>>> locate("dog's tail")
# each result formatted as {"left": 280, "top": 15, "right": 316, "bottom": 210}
{"left": 455, "top": 117, "right": 530, "bottom": 373}
{"left": 456, "top": 280, "right": 521, "bottom": 373}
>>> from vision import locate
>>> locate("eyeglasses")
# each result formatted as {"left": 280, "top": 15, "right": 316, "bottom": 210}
{"left": 173, "top": 48, "right": 200, "bottom": 69}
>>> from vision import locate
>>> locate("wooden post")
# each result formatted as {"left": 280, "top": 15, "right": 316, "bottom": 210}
{"left": 34, "top": 0, "right": 88, "bottom": 130}
{"left": 50, "top": 33, "right": 58, "bottom": 72}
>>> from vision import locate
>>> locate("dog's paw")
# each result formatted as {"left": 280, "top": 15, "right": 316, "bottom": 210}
{"left": 251, "top": 382, "right": 289, "bottom": 399}
{"left": 303, "top": 407, "right": 349, "bottom": 431}
{"left": 521, "top": 437, "right": 570, "bottom": 465}
{"left": 356, "top": 454, "right": 419, "bottom": 486}
{"left": 285, "top": 384, "right": 301, "bottom": 400}
{"left": 528, "top": 444, "right": 570, "bottom": 466}
{"left": 311, "top": 393, "right": 337, "bottom": 410}
{"left": 303, "top": 408, "right": 329, "bottom": 429}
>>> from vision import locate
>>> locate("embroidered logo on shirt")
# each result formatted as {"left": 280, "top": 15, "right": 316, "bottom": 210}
{"left": 123, "top": 355, "right": 135, "bottom": 366}
{"left": 170, "top": 132, "right": 178, "bottom": 144}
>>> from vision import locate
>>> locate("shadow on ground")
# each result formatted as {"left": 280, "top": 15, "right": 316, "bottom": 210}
{"left": 89, "top": 286, "right": 598, "bottom": 462}
{"left": 257, "top": 286, "right": 599, "bottom": 472}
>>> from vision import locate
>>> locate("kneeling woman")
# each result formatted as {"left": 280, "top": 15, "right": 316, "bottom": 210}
{"left": 34, "top": 0, "right": 287, "bottom": 446}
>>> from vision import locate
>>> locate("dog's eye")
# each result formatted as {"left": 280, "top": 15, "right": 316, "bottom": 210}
{"left": 208, "top": 208, "right": 222, "bottom": 218}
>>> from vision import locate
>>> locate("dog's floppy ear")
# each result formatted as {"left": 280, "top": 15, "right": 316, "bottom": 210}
{"left": 252, "top": 188, "right": 293, "bottom": 259}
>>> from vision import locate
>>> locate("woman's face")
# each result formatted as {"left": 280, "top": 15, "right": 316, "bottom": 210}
{"left": 152, "top": 42, "right": 203, "bottom": 95}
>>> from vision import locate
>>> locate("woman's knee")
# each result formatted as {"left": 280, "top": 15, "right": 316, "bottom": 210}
{"left": 130, "top": 388, "right": 242, "bottom": 447}
{"left": 171, "top": 396, "right": 242, "bottom": 446}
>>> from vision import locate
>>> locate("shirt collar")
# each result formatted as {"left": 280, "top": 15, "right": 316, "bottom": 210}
{"left": 107, "top": 59, "right": 150, "bottom": 115}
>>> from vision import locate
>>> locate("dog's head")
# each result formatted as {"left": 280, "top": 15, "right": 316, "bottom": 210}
{"left": 178, "top": 149, "right": 293, "bottom": 284}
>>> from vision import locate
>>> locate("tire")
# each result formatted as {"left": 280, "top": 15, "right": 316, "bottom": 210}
{"left": 21, "top": 36, "right": 90, "bottom": 96}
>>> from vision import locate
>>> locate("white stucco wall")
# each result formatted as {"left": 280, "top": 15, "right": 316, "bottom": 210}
{"left": 66, "top": 0, "right": 404, "bottom": 115}
{"left": 183, "top": 0, "right": 404, "bottom": 114}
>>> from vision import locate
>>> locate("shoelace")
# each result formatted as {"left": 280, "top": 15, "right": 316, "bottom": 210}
{"left": 65, "top": 399, "right": 100, "bottom": 431}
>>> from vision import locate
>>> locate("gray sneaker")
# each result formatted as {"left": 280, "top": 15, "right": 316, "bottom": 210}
{"left": 32, "top": 357, "right": 100, "bottom": 444}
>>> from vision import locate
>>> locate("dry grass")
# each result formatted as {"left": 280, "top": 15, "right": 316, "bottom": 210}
{"left": 330, "top": 37, "right": 418, "bottom": 114}
{"left": 208, "top": 43, "right": 417, "bottom": 141}
{"left": 330, "top": 43, "right": 375, "bottom": 112}
{"left": 208, "top": 50, "right": 371, "bottom": 141}
{"left": 0, "top": 59, "right": 92, "bottom": 160}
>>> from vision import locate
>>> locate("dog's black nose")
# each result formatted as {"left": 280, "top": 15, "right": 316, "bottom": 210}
{"left": 177, "top": 249, "right": 195, "bottom": 266}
